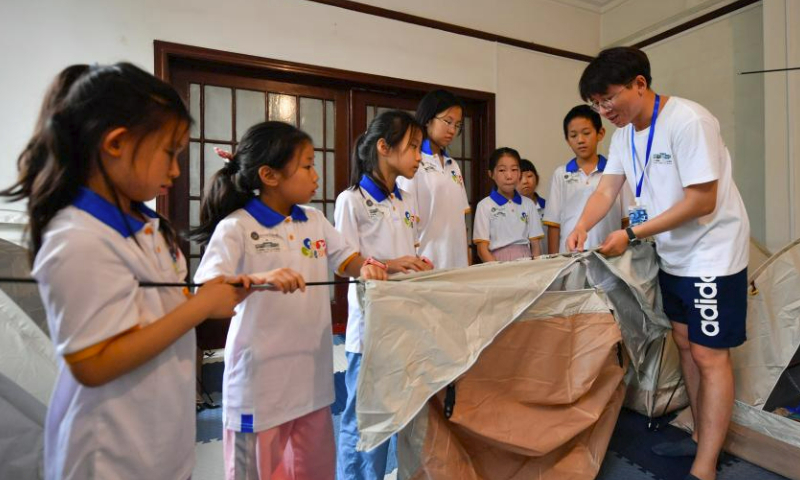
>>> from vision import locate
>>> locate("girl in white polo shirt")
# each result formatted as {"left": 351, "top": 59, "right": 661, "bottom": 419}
{"left": 1, "top": 63, "right": 259, "bottom": 480}
{"left": 192, "top": 121, "right": 387, "bottom": 480}
{"left": 335, "top": 111, "right": 433, "bottom": 480}
{"left": 397, "top": 89, "right": 471, "bottom": 269}
{"left": 473, "top": 147, "right": 544, "bottom": 262}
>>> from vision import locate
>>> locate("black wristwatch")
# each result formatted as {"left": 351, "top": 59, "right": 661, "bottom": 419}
{"left": 625, "top": 226, "right": 640, "bottom": 245}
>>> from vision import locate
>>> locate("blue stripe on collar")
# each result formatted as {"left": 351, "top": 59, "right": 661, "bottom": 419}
{"left": 490, "top": 188, "right": 522, "bottom": 206}
{"left": 598, "top": 155, "right": 607, "bottom": 171}
{"left": 72, "top": 187, "right": 155, "bottom": 238}
{"left": 244, "top": 198, "right": 308, "bottom": 228}
{"left": 566, "top": 155, "right": 607, "bottom": 173}
{"left": 359, "top": 175, "right": 402, "bottom": 202}
{"left": 421, "top": 139, "right": 451, "bottom": 163}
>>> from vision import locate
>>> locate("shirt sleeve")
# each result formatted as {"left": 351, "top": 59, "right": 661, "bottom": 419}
{"left": 32, "top": 230, "right": 142, "bottom": 358}
{"left": 603, "top": 130, "right": 627, "bottom": 175}
{"left": 472, "top": 199, "right": 490, "bottom": 244}
{"left": 542, "top": 170, "right": 562, "bottom": 228}
{"left": 673, "top": 116, "right": 721, "bottom": 187}
{"left": 526, "top": 201, "right": 545, "bottom": 239}
{"left": 459, "top": 165, "right": 471, "bottom": 213}
{"left": 194, "top": 218, "right": 244, "bottom": 282}
{"left": 320, "top": 207, "right": 358, "bottom": 275}
{"left": 333, "top": 190, "right": 362, "bottom": 253}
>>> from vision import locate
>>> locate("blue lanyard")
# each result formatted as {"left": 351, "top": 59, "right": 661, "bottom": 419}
{"left": 631, "top": 94, "right": 660, "bottom": 199}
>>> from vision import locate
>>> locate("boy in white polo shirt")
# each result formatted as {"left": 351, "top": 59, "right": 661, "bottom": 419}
{"left": 473, "top": 147, "right": 543, "bottom": 262}
{"left": 567, "top": 47, "right": 749, "bottom": 480}
{"left": 543, "top": 105, "right": 632, "bottom": 254}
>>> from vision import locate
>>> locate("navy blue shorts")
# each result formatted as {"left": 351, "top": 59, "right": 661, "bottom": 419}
{"left": 658, "top": 268, "right": 747, "bottom": 348}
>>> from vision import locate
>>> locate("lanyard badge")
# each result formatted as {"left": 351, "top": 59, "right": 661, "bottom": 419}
{"left": 629, "top": 94, "right": 660, "bottom": 226}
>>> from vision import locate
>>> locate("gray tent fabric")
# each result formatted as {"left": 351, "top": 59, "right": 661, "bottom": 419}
{"left": 0, "top": 370, "right": 46, "bottom": 480}
{"left": 356, "top": 243, "right": 671, "bottom": 452}
{"left": 0, "top": 238, "right": 55, "bottom": 480}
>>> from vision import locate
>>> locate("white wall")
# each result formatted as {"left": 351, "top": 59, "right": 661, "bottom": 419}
{"left": 355, "top": 0, "right": 601, "bottom": 56}
{"left": 0, "top": 0, "right": 589, "bottom": 211}
{"left": 763, "top": 0, "right": 800, "bottom": 252}
{"left": 640, "top": 4, "right": 766, "bottom": 244}
{"left": 495, "top": 44, "right": 612, "bottom": 198}
{"left": 601, "top": 0, "right": 742, "bottom": 47}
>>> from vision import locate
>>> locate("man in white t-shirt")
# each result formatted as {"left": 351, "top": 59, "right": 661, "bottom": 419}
{"left": 566, "top": 47, "right": 749, "bottom": 480}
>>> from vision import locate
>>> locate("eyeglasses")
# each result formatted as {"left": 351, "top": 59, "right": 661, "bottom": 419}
{"left": 589, "top": 82, "right": 633, "bottom": 113}
{"left": 434, "top": 116, "right": 464, "bottom": 135}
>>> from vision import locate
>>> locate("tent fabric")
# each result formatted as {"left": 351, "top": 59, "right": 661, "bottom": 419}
{"left": 356, "top": 244, "right": 671, "bottom": 453}
{"left": 0, "top": 238, "right": 55, "bottom": 480}
{"left": 0, "top": 240, "right": 56, "bottom": 406}
{"left": 398, "top": 291, "right": 626, "bottom": 480}
{"left": 0, "top": 371, "right": 46, "bottom": 480}
{"left": 671, "top": 238, "right": 800, "bottom": 480}
{"left": 734, "top": 237, "right": 800, "bottom": 407}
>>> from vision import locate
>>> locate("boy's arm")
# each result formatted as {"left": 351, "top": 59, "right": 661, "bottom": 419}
{"left": 547, "top": 226, "right": 560, "bottom": 254}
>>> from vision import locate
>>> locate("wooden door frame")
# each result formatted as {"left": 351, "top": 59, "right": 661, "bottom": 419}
{"left": 154, "top": 41, "right": 495, "bottom": 334}
{"left": 153, "top": 41, "right": 495, "bottom": 216}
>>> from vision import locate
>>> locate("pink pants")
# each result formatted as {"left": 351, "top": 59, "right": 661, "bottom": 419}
{"left": 492, "top": 243, "right": 532, "bottom": 261}
{"left": 223, "top": 407, "right": 335, "bottom": 480}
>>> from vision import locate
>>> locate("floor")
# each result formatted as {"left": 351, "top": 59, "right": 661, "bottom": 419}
{"left": 193, "top": 337, "right": 790, "bottom": 480}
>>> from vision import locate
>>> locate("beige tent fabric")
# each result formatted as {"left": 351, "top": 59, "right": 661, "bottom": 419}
{"left": 356, "top": 256, "right": 576, "bottom": 451}
{"left": 357, "top": 244, "right": 673, "bottom": 452}
{"left": 734, "top": 238, "right": 800, "bottom": 407}
{"left": 399, "top": 291, "right": 627, "bottom": 480}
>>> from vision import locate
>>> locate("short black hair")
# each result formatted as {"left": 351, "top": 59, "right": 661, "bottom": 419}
{"left": 579, "top": 47, "right": 652, "bottom": 101}
{"left": 563, "top": 105, "right": 603, "bottom": 138}
{"left": 488, "top": 147, "right": 520, "bottom": 171}
{"left": 415, "top": 89, "right": 466, "bottom": 133}
{"left": 519, "top": 159, "right": 539, "bottom": 182}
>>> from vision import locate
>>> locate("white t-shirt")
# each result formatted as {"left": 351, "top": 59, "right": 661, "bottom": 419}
{"left": 604, "top": 96, "right": 749, "bottom": 276}
{"left": 543, "top": 156, "right": 632, "bottom": 253}
{"left": 396, "top": 139, "right": 470, "bottom": 269}
{"left": 472, "top": 190, "right": 544, "bottom": 251}
{"left": 334, "top": 175, "right": 419, "bottom": 353}
{"left": 32, "top": 188, "right": 195, "bottom": 480}
{"left": 194, "top": 200, "right": 357, "bottom": 432}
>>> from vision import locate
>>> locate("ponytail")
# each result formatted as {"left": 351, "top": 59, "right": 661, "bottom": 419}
{"left": 349, "top": 110, "right": 422, "bottom": 195}
{"left": 190, "top": 121, "right": 311, "bottom": 245}
{"left": 0, "top": 63, "right": 191, "bottom": 263}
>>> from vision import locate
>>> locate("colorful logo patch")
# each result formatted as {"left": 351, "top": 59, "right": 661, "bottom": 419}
{"left": 520, "top": 212, "right": 529, "bottom": 223}
{"left": 301, "top": 238, "right": 327, "bottom": 258}
{"left": 450, "top": 170, "right": 464, "bottom": 186}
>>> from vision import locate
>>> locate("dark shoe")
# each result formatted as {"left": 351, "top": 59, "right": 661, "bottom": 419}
{"left": 652, "top": 437, "right": 698, "bottom": 457}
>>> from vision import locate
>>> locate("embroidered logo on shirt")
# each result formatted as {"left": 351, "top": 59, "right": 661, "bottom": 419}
{"left": 253, "top": 233, "right": 284, "bottom": 254}
{"left": 520, "top": 212, "right": 529, "bottom": 223}
{"left": 422, "top": 161, "right": 438, "bottom": 173}
{"left": 653, "top": 153, "right": 673, "bottom": 165}
{"left": 451, "top": 171, "right": 464, "bottom": 186}
{"left": 301, "top": 238, "right": 327, "bottom": 258}
{"left": 564, "top": 172, "right": 580, "bottom": 183}
{"left": 404, "top": 211, "right": 414, "bottom": 227}
{"left": 490, "top": 207, "right": 506, "bottom": 218}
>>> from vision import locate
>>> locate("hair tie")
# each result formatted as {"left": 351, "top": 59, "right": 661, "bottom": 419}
{"left": 215, "top": 147, "right": 239, "bottom": 173}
